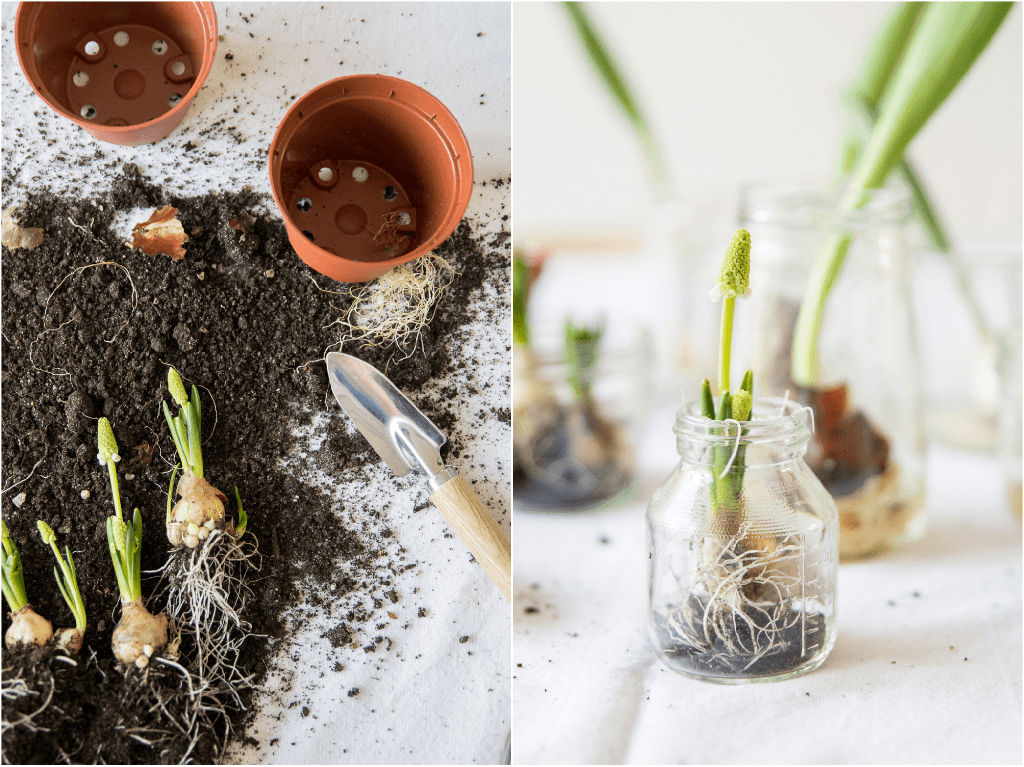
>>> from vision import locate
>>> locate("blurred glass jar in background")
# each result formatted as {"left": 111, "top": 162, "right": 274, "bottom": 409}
{"left": 738, "top": 179, "right": 926, "bottom": 560}
{"left": 514, "top": 321, "right": 653, "bottom": 509}
{"left": 913, "top": 231, "right": 1023, "bottom": 454}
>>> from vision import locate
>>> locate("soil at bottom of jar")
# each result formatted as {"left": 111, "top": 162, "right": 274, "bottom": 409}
{"left": 513, "top": 401, "right": 630, "bottom": 509}
{"left": 652, "top": 602, "right": 828, "bottom": 679}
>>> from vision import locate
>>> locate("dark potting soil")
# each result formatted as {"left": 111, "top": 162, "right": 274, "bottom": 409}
{"left": 653, "top": 603, "right": 828, "bottom": 680}
{"left": 1, "top": 164, "right": 508, "bottom": 763}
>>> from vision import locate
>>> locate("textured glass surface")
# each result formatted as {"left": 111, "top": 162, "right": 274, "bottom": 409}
{"left": 647, "top": 398, "right": 838, "bottom": 683}
{"left": 739, "top": 180, "right": 926, "bottom": 559}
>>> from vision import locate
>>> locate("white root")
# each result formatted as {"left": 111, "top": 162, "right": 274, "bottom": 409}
{"left": 1, "top": 667, "right": 54, "bottom": 736}
{"left": 112, "top": 598, "right": 169, "bottom": 666}
{"left": 661, "top": 534, "right": 806, "bottom": 670}
{"left": 154, "top": 530, "right": 260, "bottom": 709}
{"left": 328, "top": 252, "right": 457, "bottom": 360}
{"left": 5, "top": 605, "right": 54, "bottom": 649}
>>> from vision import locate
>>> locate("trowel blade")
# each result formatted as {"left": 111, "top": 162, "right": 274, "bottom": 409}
{"left": 325, "top": 352, "right": 446, "bottom": 478}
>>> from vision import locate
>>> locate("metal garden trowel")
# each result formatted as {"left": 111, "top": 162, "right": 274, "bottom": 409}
{"left": 326, "top": 352, "right": 511, "bottom": 601}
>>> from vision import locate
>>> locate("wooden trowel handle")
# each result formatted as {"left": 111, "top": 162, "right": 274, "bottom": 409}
{"left": 429, "top": 475, "right": 511, "bottom": 602}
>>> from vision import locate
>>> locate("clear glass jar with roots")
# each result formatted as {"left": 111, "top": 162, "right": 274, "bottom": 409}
{"left": 648, "top": 397, "right": 838, "bottom": 683}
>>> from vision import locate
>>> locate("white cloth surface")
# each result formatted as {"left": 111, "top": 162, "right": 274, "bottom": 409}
{"left": 2, "top": 3, "right": 511, "bottom": 764}
{"left": 513, "top": 402, "right": 1022, "bottom": 765}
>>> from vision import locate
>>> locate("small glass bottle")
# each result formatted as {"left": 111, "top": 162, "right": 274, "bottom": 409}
{"left": 647, "top": 397, "right": 838, "bottom": 683}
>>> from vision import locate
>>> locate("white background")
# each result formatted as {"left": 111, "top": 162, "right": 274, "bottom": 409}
{"left": 514, "top": 1, "right": 1022, "bottom": 240}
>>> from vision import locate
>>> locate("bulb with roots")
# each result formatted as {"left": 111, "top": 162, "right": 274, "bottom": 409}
{"left": 168, "top": 473, "right": 228, "bottom": 548}
{"left": 112, "top": 598, "right": 169, "bottom": 668}
{"left": 55, "top": 627, "right": 85, "bottom": 654}
{"left": 5, "top": 605, "right": 53, "bottom": 649}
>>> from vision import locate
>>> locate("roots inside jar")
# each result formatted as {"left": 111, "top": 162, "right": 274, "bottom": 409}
{"left": 654, "top": 533, "right": 824, "bottom": 677}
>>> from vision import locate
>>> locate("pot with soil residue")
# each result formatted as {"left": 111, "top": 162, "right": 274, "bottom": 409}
{"left": 269, "top": 74, "right": 474, "bottom": 283}
{"left": 15, "top": 2, "right": 218, "bottom": 146}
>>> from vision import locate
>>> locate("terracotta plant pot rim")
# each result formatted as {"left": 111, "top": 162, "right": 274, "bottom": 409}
{"left": 269, "top": 73, "right": 474, "bottom": 283}
{"left": 14, "top": 2, "right": 218, "bottom": 144}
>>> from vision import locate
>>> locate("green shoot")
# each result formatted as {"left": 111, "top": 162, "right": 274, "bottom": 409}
{"left": 700, "top": 379, "right": 715, "bottom": 419}
{"left": 702, "top": 231, "right": 758, "bottom": 514}
{"left": 164, "top": 368, "right": 204, "bottom": 478}
{"left": 563, "top": 1, "right": 670, "bottom": 198}
{"left": 512, "top": 254, "right": 531, "bottom": 347}
{"left": 710, "top": 229, "right": 751, "bottom": 394}
{"left": 840, "top": 2, "right": 991, "bottom": 341}
{"left": 1, "top": 521, "right": 28, "bottom": 613}
{"left": 97, "top": 417, "right": 124, "bottom": 520}
{"left": 234, "top": 487, "right": 247, "bottom": 538}
{"left": 37, "top": 521, "right": 86, "bottom": 631}
{"left": 166, "top": 464, "right": 180, "bottom": 526}
{"left": 107, "top": 508, "right": 142, "bottom": 603}
{"left": 564, "top": 318, "right": 605, "bottom": 404}
{"left": 793, "top": 1, "right": 1012, "bottom": 385}
{"left": 839, "top": 2, "right": 923, "bottom": 174}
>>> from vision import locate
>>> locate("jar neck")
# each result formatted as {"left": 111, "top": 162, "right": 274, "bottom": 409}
{"left": 739, "top": 177, "right": 912, "bottom": 234}
{"left": 673, "top": 397, "right": 812, "bottom": 467}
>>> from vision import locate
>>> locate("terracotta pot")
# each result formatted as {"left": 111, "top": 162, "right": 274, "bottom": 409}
{"left": 15, "top": 2, "right": 218, "bottom": 146}
{"left": 269, "top": 75, "right": 474, "bottom": 283}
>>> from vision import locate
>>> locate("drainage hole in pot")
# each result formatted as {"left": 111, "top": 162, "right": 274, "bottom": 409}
{"left": 383, "top": 186, "right": 398, "bottom": 201}
{"left": 80, "top": 104, "right": 97, "bottom": 120}
{"left": 84, "top": 40, "right": 100, "bottom": 56}
{"left": 352, "top": 166, "right": 369, "bottom": 182}
{"left": 397, "top": 212, "right": 411, "bottom": 226}
{"left": 303, "top": 230, "right": 315, "bottom": 241}
{"left": 113, "top": 31, "right": 129, "bottom": 47}
{"left": 168, "top": 93, "right": 183, "bottom": 107}
{"left": 73, "top": 71, "right": 89, "bottom": 87}
{"left": 296, "top": 197, "right": 312, "bottom": 212}
{"left": 152, "top": 40, "right": 168, "bottom": 55}
{"left": 171, "top": 61, "right": 186, "bottom": 76}
{"left": 319, "top": 167, "right": 334, "bottom": 183}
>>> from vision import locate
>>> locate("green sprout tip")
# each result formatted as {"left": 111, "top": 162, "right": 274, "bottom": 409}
{"left": 37, "top": 521, "right": 86, "bottom": 631}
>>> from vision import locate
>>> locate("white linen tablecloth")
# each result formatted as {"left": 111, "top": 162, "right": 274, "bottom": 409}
{"left": 513, "top": 402, "right": 1022, "bottom": 765}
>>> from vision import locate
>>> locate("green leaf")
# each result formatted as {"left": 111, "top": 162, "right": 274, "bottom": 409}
{"left": 235, "top": 487, "right": 247, "bottom": 538}
{"left": 564, "top": 317, "right": 605, "bottom": 403}
{"left": 700, "top": 379, "right": 715, "bottom": 419}
{"left": 512, "top": 255, "right": 531, "bottom": 347}
{"left": 795, "top": 2, "right": 1011, "bottom": 386}
{"left": 849, "top": 2, "right": 1012, "bottom": 196}
{"left": 562, "top": 1, "right": 669, "bottom": 196}
{"left": 716, "top": 391, "right": 732, "bottom": 422}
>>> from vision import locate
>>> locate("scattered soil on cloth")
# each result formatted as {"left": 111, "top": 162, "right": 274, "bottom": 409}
{"left": 1, "top": 164, "right": 508, "bottom": 763}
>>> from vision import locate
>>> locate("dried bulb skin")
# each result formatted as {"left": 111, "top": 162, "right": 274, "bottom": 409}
{"left": 167, "top": 472, "right": 228, "bottom": 548}
{"left": 112, "top": 598, "right": 168, "bottom": 665}
{"left": 55, "top": 627, "right": 85, "bottom": 654}
{"left": 5, "top": 605, "right": 54, "bottom": 649}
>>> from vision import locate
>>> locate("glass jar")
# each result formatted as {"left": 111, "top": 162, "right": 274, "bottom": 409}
{"left": 513, "top": 321, "right": 652, "bottom": 509}
{"left": 647, "top": 397, "right": 838, "bottom": 683}
{"left": 738, "top": 179, "right": 927, "bottom": 559}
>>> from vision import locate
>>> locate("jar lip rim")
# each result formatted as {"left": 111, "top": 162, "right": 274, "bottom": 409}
{"left": 673, "top": 395, "right": 811, "bottom": 440}
{"left": 739, "top": 176, "right": 912, "bottom": 227}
